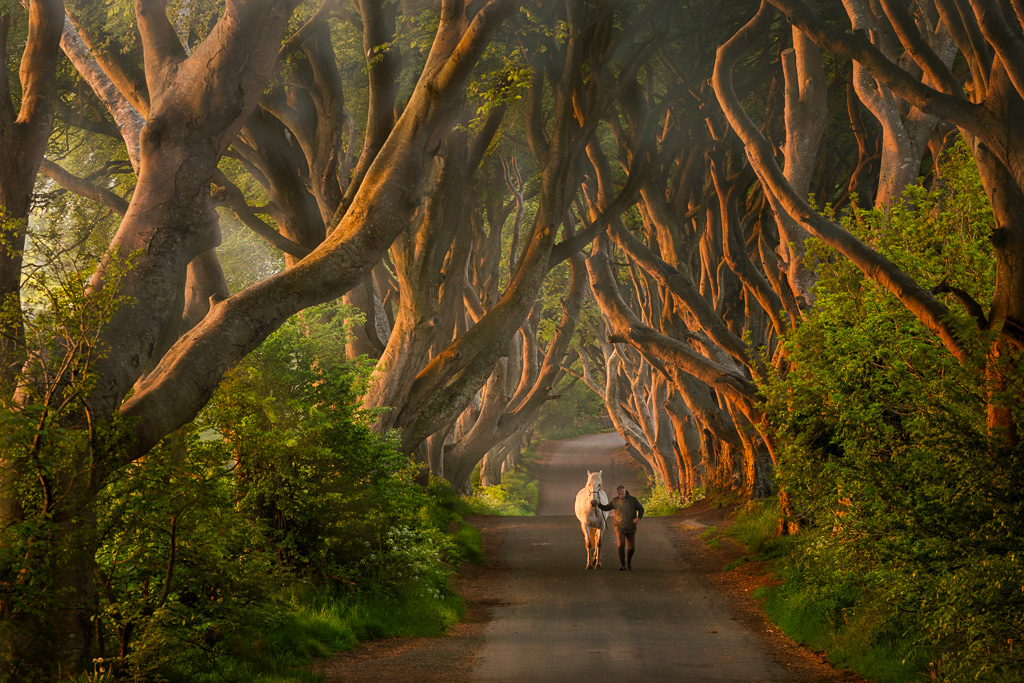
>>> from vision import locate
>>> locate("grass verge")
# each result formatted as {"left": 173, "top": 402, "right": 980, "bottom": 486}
{"left": 640, "top": 483, "right": 705, "bottom": 516}
{"left": 153, "top": 586, "right": 467, "bottom": 683}
{"left": 715, "top": 498, "right": 930, "bottom": 682}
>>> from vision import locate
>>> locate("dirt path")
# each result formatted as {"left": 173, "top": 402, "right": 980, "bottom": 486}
{"left": 318, "top": 434, "right": 863, "bottom": 682}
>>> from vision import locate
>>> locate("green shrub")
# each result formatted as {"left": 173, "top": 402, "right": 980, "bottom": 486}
{"left": 142, "top": 583, "right": 465, "bottom": 683}
{"left": 756, "top": 537, "right": 930, "bottom": 682}
{"left": 62, "top": 303, "right": 484, "bottom": 680}
{"left": 465, "top": 478, "right": 539, "bottom": 516}
{"left": 641, "top": 483, "right": 703, "bottom": 516}
{"left": 760, "top": 143, "right": 1024, "bottom": 682}
{"left": 465, "top": 446, "right": 540, "bottom": 515}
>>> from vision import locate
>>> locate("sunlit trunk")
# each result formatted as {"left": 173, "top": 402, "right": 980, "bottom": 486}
{"left": 974, "top": 142, "right": 1024, "bottom": 444}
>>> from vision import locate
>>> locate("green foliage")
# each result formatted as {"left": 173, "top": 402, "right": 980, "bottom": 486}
{"left": 94, "top": 434, "right": 284, "bottom": 681}
{"left": 532, "top": 378, "right": 609, "bottom": 441}
{"left": 465, "top": 446, "right": 540, "bottom": 516}
{"left": 733, "top": 501, "right": 928, "bottom": 681}
{"left": 39, "top": 110, "right": 135, "bottom": 269}
{"left": 466, "top": 467, "right": 540, "bottom": 516}
{"left": 195, "top": 301, "right": 438, "bottom": 596}
{"left": 724, "top": 499, "right": 780, "bottom": 552}
{"left": 464, "top": 43, "right": 531, "bottom": 128}
{"left": 3, "top": 297, "right": 483, "bottom": 680}
{"left": 451, "top": 522, "right": 486, "bottom": 565}
{"left": 120, "top": 583, "right": 466, "bottom": 683}
{"left": 757, "top": 570, "right": 925, "bottom": 682}
{"left": 0, "top": 244, "right": 136, "bottom": 680}
{"left": 640, "top": 482, "right": 703, "bottom": 517}
{"left": 0, "top": 0, "right": 23, "bottom": 16}
{"left": 423, "top": 479, "right": 486, "bottom": 565}
{"left": 67, "top": 0, "right": 222, "bottom": 58}
{"left": 761, "top": 143, "right": 1024, "bottom": 681}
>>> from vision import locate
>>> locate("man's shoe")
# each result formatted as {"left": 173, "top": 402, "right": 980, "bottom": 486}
{"left": 626, "top": 565, "right": 632, "bottom": 570}
{"left": 618, "top": 565, "right": 626, "bottom": 571}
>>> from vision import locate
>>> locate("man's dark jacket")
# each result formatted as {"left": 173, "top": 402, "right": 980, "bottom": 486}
{"left": 597, "top": 492, "right": 644, "bottom": 533}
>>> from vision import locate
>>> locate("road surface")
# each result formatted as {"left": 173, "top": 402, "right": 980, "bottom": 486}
{"left": 471, "top": 432, "right": 792, "bottom": 682}
{"left": 320, "top": 433, "right": 858, "bottom": 682}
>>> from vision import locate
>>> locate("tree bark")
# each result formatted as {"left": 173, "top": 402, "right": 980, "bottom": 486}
{"left": 713, "top": 1, "right": 968, "bottom": 363}
{"left": 119, "top": 0, "right": 520, "bottom": 459}
{"left": 0, "top": 0, "right": 64, "bottom": 396}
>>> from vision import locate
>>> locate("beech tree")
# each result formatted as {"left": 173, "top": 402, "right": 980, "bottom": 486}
{"left": 720, "top": 0, "right": 1024, "bottom": 440}
{"left": 349, "top": 0, "right": 662, "bottom": 491}
{"left": 567, "top": 0, "right": 971, "bottom": 510}
{"left": 1, "top": 0, "right": 518, "bottom": 674}
{"left": 0, "top": 0, "right": 63, "bottom": 394}
{"left": 561, "top": 2, "right": 783, "bottom": 500}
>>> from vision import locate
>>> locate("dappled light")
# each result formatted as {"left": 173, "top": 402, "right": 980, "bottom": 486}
{"left": 0, "top": 0, "right": 1021, "bottom": 680}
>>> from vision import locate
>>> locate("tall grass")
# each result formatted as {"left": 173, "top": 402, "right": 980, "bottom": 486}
{"left": 721, "top": 500, "right": 929, "bottom": 682}
{"left": 726, "top": 499, "right": 781, "bottom": 550}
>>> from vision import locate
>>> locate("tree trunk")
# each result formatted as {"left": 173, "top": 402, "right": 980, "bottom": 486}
{"left": 0, "top": 0, "right": 64, "bottom": 395}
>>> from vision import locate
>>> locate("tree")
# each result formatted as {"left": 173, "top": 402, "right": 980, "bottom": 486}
{"left": 1, "top": 0, "right": 518, "bottom": 674}
{"left": 0, "top": 0, "right": 64, "bottom": 394}
{"left": 743, "top": 0, "right": 1024, "bottom": 438}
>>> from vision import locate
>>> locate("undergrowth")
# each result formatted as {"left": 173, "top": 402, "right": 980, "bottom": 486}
{"left": 640, "top": 483, "right": 704, "bottom": 516}
{"left": 141, "top": 482, "right": 484, "bottom": 683}
{"left": 720, "top": 500, "right": 934, "bottom": 682}
{"left": 747, "top": 150, "right": 1024, "bottom": 683}
{"left": 464, "top": 446, "right": 540, "bottom": 516}
{"left": 149, "top": 584, "right": 468, "bottom": 683}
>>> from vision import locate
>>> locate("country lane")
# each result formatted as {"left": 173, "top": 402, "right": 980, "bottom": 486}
{"left": 470, "top": 432, "right": 795, "bottom": 682}
{"left": 318, "top": 433, "right": 853, "bottom": 682}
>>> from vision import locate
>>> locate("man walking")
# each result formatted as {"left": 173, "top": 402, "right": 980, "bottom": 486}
{"left": 592, "top": 485, "right": 644, "bottom": 570}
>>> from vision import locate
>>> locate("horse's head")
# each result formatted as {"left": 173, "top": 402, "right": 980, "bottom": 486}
{"left": 586, "top": 469, "right": 604, "bottom": 498}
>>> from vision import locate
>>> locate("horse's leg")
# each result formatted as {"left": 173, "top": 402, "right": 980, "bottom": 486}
{"left": 594, "top": 527, "right": 602, "bottom": 568}
{"left": 582, "top": 522, "right": 593, "bottom": 569}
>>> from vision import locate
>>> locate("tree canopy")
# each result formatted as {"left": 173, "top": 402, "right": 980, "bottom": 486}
{"left": 1, "top": 0, "right": 1023, "bottom": 679}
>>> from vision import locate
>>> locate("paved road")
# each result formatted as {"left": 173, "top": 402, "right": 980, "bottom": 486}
{"left": 471, "top": 433, "right": 795, "bottom": 682}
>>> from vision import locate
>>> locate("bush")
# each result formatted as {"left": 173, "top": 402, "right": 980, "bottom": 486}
{"left": 760, "top": 143, "right": 1024, "bottom": 681}
{"left": 465, "top": 449, "right": 540, "bottom": 515}
{"left": 69, "top": 303, "right": 483, "bottom": 680}
{"left": 640, "top": 482, "right": 704, "bottom": 516}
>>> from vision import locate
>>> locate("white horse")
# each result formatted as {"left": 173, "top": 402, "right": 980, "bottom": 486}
{"left": 574, "top": 470, "right": 610, "bottom": 569}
